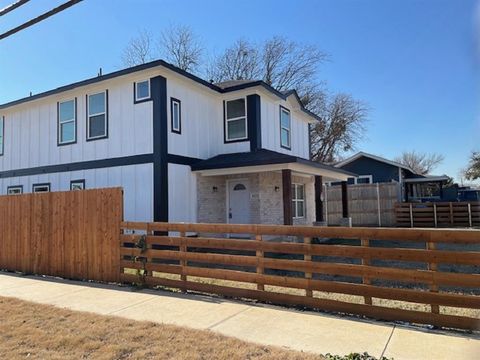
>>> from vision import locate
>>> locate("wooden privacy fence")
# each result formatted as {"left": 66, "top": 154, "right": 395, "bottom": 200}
{"left": 120, "top": 222, "right": 480, "bottom": 331}
{"left": 395, "top": 201, "right": 480, "bottom": 228}
{"left": 0, "top": 188, "right": 123, "bottom": 282}
{"left": 325, "top": 182, "right": 398, "bottom": 227}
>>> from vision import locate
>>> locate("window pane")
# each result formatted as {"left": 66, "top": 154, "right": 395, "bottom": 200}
{"left": 281, "top": 109, "right": 290, "bottom": 128}
{"left": 281, "top": 128, "right": 290, "bottom": 147}
{"left": 227, "top": 118, "right": 246, "bottom": 139}
{"left": 297, "top": 185, "right": 304, "bottom": 200}
{"left": 291, "top": 185, "right": 296, "bottom": 200}
{"left": 61, "top": 122, "right": 75, "bottom": 143}
{"left": 297, "top": 202, "right": 304, "bottom": 217}
{"left": 173, "top": 102, "right": 180, "bottom": 130}
{"left": 89, "top": 114, "right": 106, "bottom": 138}
{"left": 89, "top": 92, "right": 105, "bottom": 115}
{"left": 136, "top": 81, "right": 150, "bottom": 99}
{"left": 291, "top": 201, "right": 296, "bottom": 217}
{"left": 226, "top": 99, "right": 245, "bottom": 119}
{"left": 357, "top": 177, "right": 370, "bottom": 184}
{"left": 59, "top": 100, "right": 74, "bottom": 122}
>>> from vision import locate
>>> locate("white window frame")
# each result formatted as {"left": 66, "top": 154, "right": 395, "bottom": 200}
{"left": 70, "top": 179, "right": 85, "bottom": 191}
{"left": 87, "top": 91, "right": 107, "bottom": 140}
{"left": 7, "top": 186, "right": 23, "bottom": 195}
{"left": 32, "top": 183, "right": 51, "bottom": 193}
{"left": 0, "top": 115, "right": 4, "bottom": 156}
{"left": 225, "top": 98, "right": 248, "bottom": 142}
{"left": 280, "top": 106, "right": 291, "bottom": 149}
{"left": 58, "top": 99, "right": 76, "bottom": 145}
{"left": 292, "top": 183, "right": 305, "bottom": 219}
{"left": 354, "top": 175, "right": 373, "bottom": 184}
{"left": 135, "top": 80, "right": 150, "bottom": 102}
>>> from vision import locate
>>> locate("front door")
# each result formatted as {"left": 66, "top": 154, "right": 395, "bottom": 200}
{"left": 227, "top": 180, "right": 251, "bottom": 224}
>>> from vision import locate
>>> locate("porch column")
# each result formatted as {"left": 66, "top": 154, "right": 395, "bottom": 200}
{"left": 341, "top": 181, "right": 349, "bottom": 218}
{"left": 282, "top": 169, "right": 293, "bottom": 225}
{"left": 314, "top": 175, "right": 324, "bottom": 222}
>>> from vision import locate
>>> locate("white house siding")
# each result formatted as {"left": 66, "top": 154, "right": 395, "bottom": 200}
{"left": 168, "top": 163, "right": 197, "bottom": 223}
{"left": 260, "top": 96, "right": 310, "bottom": 159}
{"left": 0, "top": 163, "right": 153, "bottom": 222}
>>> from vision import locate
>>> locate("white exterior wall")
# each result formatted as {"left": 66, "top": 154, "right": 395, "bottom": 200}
{"left": 168, "top": 163, "right": 197, "bottom": 223}
{"left": 260, "top": 96, "right": 310, "bottom": 159}
{"left": 0, "top": 163, "right": 153, "bottom": 222}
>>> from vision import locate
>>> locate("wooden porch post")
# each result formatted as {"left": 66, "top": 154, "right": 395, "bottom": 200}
{"left": 341, "top": 181, "right": 349, "bottom": 218}
{"left": 314, "top": 175, "right": 324, "bottom": 222}
{"left": 282, "top": 169, "right": 293, "bottom": 225}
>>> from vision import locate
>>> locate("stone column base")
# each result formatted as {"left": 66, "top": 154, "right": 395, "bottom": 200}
{"left": 339, "top": 217, "right": 352, "bottom": 227}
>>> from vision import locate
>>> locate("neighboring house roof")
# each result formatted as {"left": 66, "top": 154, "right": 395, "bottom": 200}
{"left": 191, "top": 148, "right": 356, "bottom": 177}
{"left": 0, "top": 59, "right": 320, "bottom": 122}
{"left": 335, "top": 151, "right": 417, "bottom": 174}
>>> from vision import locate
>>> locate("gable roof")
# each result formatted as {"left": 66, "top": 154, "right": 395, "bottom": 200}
{"left": 0, "top": 59, "right": 320, "bottom": 121}
{"left": 335, "top": 151, "right": 417, "bottom": 174}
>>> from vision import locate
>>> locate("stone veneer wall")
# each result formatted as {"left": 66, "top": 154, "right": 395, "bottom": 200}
{"left": 197, "top": 171, "right": 315, "bottom": 226}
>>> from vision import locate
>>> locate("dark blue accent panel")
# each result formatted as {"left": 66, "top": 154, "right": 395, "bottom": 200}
{"left": 339, "top": 157, "right": 400, "bottom": 183}
{"left": 247, "top": 94, "right": 261, "bottom": 151}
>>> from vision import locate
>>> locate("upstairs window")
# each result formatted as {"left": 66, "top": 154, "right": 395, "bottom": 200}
{"left": 70, "top": 179, "right": 85, "bottom": 190}
{"left": 33, "top": 183, "right": 50, "bottom": 193}
{"left": 58, "top": 99, "right": 76, "bottom": 145}
{"left": 171, "top": 98, "right": 181, "bottom": 134}
{"left": 7, "top": 186, "right": 23, "bottom": 195}
{"left": 0, "top": 116, "right": 4, "bottom": 156}
{"left": 280, "top": 106, "right": 291, "bottom": 149}
{"left": 87, "top": 91, "right": 108, "bottom": 140}
{"left": 291, "top": 183, "right": 305, "bottom": 218}
{"left": 225, "top": 98, "right": 247, "bottom": 142}
{"left": 134, "top": 80, "right": 150, "bottom": 102}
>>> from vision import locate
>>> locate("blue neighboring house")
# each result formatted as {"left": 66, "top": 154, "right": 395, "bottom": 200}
{"left": 333, "top": 152, "right": 450, "bottom": 202}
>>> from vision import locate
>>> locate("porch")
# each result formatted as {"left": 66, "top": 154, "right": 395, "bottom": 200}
{"left": 191, "top": 149, "right": 354, "bottom": 226}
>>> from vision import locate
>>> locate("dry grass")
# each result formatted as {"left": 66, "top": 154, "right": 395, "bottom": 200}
{"left": 0, "top": 296, "right": 324, "bottom": 360}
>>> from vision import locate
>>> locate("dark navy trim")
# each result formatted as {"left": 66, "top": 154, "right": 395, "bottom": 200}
{"left": 279, "top": 105, "right": 292, "bottom": 150}
{"left": 7, "top": 185, "right": 23, "bottom": 194}
{"left": 167, "top": 154, "right": 202, "bottom": 166}
{"left": 170, "top": 97, "right": 181, "bottom": 134}
{"left": 57, "top": 97, "right": 77, "bottom": 146}
{"left": 0, "top": 154, "right": 154, "bottom": 179}
{"left": 70, "top": 179, "right": 85, "bottom": 190}
{"left": 86, "top": 90, "right": 109, "bottom": 142}
{"left": 247, "top": 94, "right": 261, "bottom": 151}
{"left": 133, "top": 80, "right": 152, "bottom": 104}
{"left": 151, "top": 76, "right": 168, "bottom": 223}
{"left": 32, "top": 183, "right": 51, "bottom": 192}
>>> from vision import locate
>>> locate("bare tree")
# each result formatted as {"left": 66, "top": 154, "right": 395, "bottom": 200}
{"left": 121, "top": 30, "right": 155, "bottom": 67}
{"left": 310, "top": 94, "right": 368, "bottom": 163}
{"left": 159, "top": 25, "right": 203, "bottom": 72}
{"left": 464, "top": 151, "right": 480, "bottom": 180}
{"left": 207, "top": 39, "right": 261, "bottom": 81}
{"left": 394, "top": 151, "right": 445, "bottom": 175}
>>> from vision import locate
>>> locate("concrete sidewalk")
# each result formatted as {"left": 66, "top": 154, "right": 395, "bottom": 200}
{"left": 0, "top": 272, "right": 478, "bottom": 360}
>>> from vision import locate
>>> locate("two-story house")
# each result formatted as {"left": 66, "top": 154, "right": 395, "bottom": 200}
{"left": 0, "top": 60, "right": 353, "bottom": 225}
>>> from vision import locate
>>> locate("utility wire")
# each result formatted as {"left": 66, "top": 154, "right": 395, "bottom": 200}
{"left": 0, "top": 0, "right": 83, "bottom": 41}
{"left": 0, "top": 0, "right": 30, "bottom": 17}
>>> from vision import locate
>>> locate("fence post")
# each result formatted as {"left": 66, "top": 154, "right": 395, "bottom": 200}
{"left": 409, "top": 203, "right": 414, "bottom": 228}
{"left": 361, "top": 238, "right": 372, "bottom": 305}
{"left": 376, "top": 183, "right": 382, "bottom": 227}
{"left": 180, "top": 231, "right": 187, "bottom": 292}
{"left": 256, "top": 234, "right": 264, "bottom": 291}
{"left": 433, "top": 203, "right": 437, "bottom": 228}
{"left": 304, "top": 237, "right": 313, "bottom": 297}
{"left": 324, "top": 184, "right": 329, "bottom": 225}
{"left": 427, "top": 241, "right": 439, "bottom": 314}
{"left": 449, "top": 202, "right": 454, "bottom": 226}
{"left": 468, "top": 203, "right": 472, "bottom": 227}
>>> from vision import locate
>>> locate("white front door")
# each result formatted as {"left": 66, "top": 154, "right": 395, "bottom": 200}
{"left": 227, "top": 180, "right": 251, "bottom": 224}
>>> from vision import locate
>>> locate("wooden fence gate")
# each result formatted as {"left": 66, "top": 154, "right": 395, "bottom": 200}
{"left": 0, "top": 188, "right": 123, "bottom": 282}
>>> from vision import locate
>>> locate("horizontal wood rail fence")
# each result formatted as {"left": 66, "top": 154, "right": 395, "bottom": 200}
{"left": 0, "top": 188, "right": 123, "bottom": 282}
{"left": 395, "top": 201, "right": 480, "bottom": 228}
{"left": 120, "top": 222, "right": 480, "bottom": 331}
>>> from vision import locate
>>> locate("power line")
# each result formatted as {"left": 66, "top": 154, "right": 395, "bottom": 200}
{"left": 0, "top": 0, "right": 83, "bottom": 41}
{"left": 0, "top": 0, "right": 30, "bottom": 17}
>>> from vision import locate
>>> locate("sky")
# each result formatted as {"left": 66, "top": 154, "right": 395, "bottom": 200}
{"left": 0, "top": 0, "right": 479, "bottom": 183}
